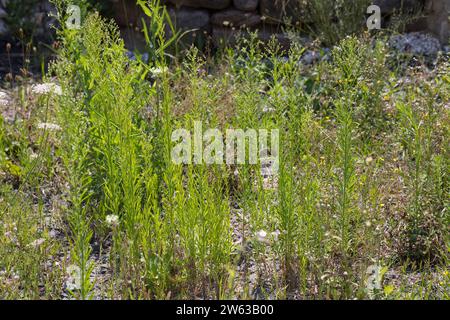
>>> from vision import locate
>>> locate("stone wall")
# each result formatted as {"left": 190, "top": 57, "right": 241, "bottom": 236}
{"left": 0, "top": 0, "right": 448, "bottom": 46}
{"left": 0, "top": 0, "right": 56, "bottom": 40}
{"left": 111, "top": 0, "right": 449, "bottom": 49}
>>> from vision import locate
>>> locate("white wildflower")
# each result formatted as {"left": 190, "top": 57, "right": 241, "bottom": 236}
{"left": 271, "top": 230, "right": 281, "bottom": 242}
{"left": 66, "top": 265, "right": 81, "bottom": 291}
{"left": 37, "top": 122, "right": 62, "bottom": 131}
{"left": 28, "top": 238, "right": 45, "bottom": 248}
{"left": 150, "top": 66, "right": 168, "bottom": 77}
{"left": 106, "top": 214, "right": 119, "bottom": 227}
{"left": 256, "top": 230, "right": 268, "bottom": 243}
{"left": 0, "top": 91, "right": 10, "bottom": 106}
{"left": 31, "top": 83, "right": 62, "bottom": 96}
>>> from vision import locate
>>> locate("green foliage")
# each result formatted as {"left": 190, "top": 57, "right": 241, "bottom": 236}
{"left": 0, "top": 2, "right": 448, "bottom": 300}
{"left": 305, "top": 0, "right": 371, "bottom": 45}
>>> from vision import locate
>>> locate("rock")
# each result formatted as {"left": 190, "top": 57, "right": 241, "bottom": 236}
{"left": 167, "top": 7, "right": 210, "bottom": 48}
{"left": 373, "top": 0, "right": 418, "bottom": 15}
{"left": 425, "top": 0, "right": 449, "bottom": 44}
{"left": 120, "top": 27, "right": 148, "bottom": 52}
{"left": 259, "top": 0, "right": 304, "bottom": 25}
{"left": 212, "top": 26, "right": 237, "bottom": 47}
{"left": 211, "top": 9, "right": 261, "bottom": 28}
{"left": 257, "top": 24, "right": 291, "bottom": 49}
{"left": 112, "top": 0, "right": 145, "bottom": 27}
{"left": 168, "top": 0, "right": 231, "bottom": 10}
{"left": 212, "top": 25, "right": 291, "bottom": 50}
{"left": 168, "top": 6, "right": 210, "bottom": 30}
{"left": 0, "top": 7, "right": 6, "bottom": 19}
{"left": 0, "top": 19, "right": 8, "bottom": 37}
{"left": 388, "top": 32, "right": 442, "bottom": 56}
{"left": 233, "top": 0, "right": 259, "bottom": 11}
{"left": 40, "top": 0, "right": 55, "bottom": 13}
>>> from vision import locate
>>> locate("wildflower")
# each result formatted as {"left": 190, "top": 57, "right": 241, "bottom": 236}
{"left": 150, "top": 66, "right": 168, "bottom": 77}
{"left": 28, "top": 238, "right": 45, "bottom": 248}
{"left": 37, "top": 122, "right": 62, "bottom": 131}
{"left": 66, "top": 265, "right": 81, "bottom": 291}
{"left": 106, "top": 214, "right": 119, "bottom": 227}
{"left": 365, "top": 156, "right": 373, "bottom": 165}
{"left": 0, "top": 91, "right": 10, "bottom": 106}
{"left": 262, "top": 105, "right": 275, "bottom": 113}
{"left": 31, "top": 83, "right": 62, "bottom": 96}
{"left": 271, "top": 230, "right": 281, "bottom": 242}
{"left": 256, "top": 230, "right": 268, "bottom": 243}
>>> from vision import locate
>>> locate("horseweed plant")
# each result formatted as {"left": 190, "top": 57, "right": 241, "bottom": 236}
{"left": 1, "top": 0, "right": 447, "bottom": 300}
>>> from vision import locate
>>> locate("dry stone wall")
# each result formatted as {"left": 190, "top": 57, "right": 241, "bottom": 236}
{"left": 0, "top": 0, "right": 448, "bottom": 46}
{"left": 110, "top": 0, "right": 449, "bottom": 48}
{"left": 0, "top": 0, "right": 56, "bottom": 39}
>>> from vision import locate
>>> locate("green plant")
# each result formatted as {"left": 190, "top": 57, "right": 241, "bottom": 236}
{"left": 305, "top": 0, "right": 371, "bottom": 45}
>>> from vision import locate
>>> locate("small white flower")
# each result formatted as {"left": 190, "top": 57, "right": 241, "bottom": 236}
{"left": 106, "top": 214, "right": 119, "bottom": 227}
{"left": 31, "top": 83, "right": 62, "bottom": 96}
{"left": 150, "top": 66, "right": 168, "bottom": 77}
{"left": 271, "top": 230, "right": 281, "bottom": 242}
{"left": 0, "top": 91, "right": 10, "bottom": 106}
{"left": 256, "top": 229, "right": 268, "bottom": 243}
{"left": 37, "top": 122, "right": 62, "bottom": 131}
{"left": 28, "top": 238, "right": 45, "bottom": 248}
{"left": 66, "top": 264, "right": 81, "bottom": 291}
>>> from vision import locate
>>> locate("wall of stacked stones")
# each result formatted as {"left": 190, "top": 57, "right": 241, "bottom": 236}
{"left": 0, "top": 0, "right": 56, "bottom": 39}
{"left": 0, "top": 0, "right": 449, "bottom": 46}
{"left": 113, "top": 0, "right": 449, "bottom": 49}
